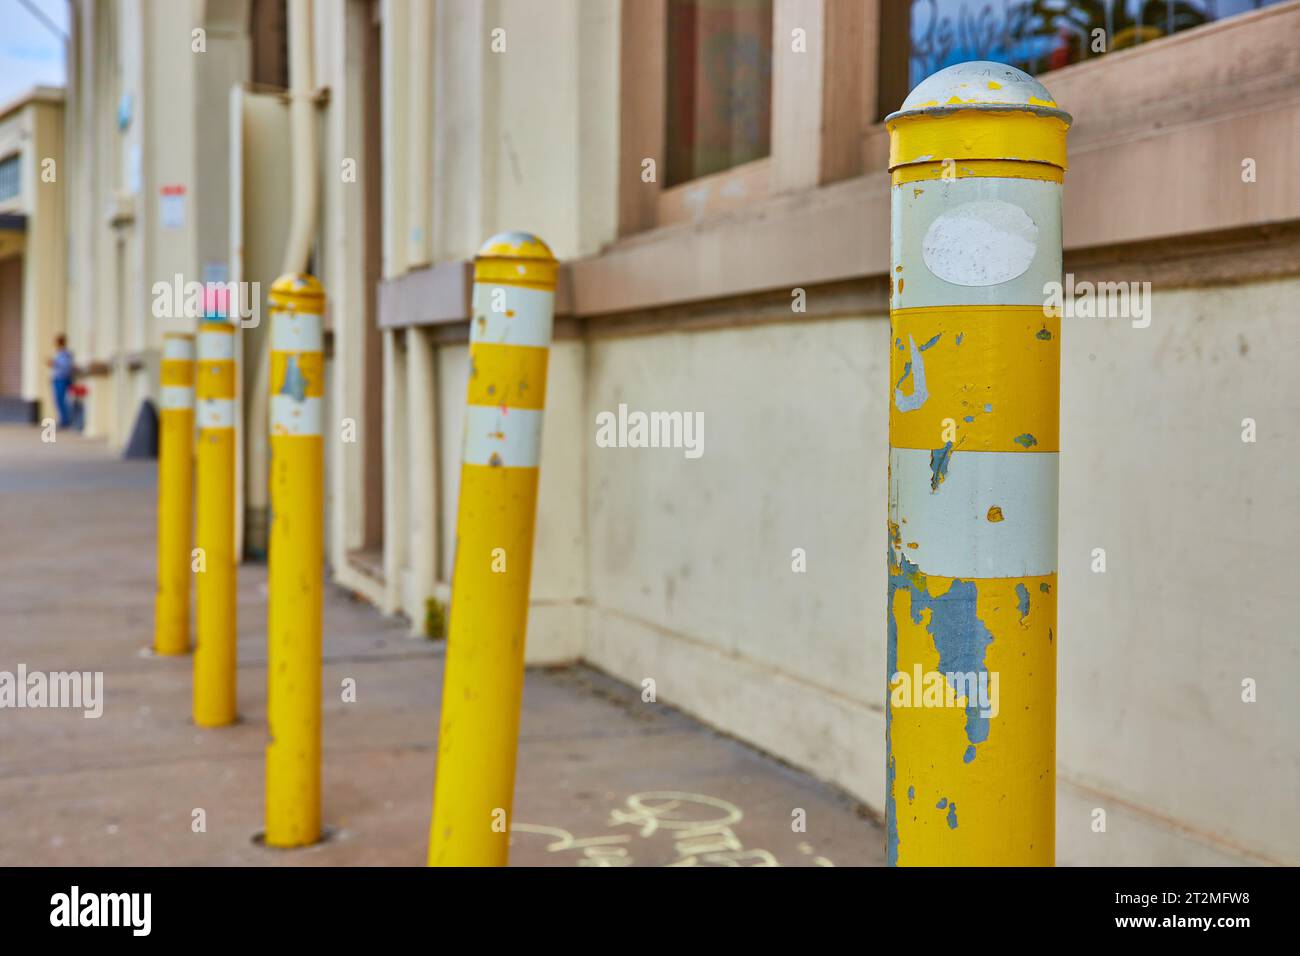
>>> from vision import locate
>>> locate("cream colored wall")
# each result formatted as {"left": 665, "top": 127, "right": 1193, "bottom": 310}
{"left": 142, "top": 0, "right": 200, "bottom": 346}
{"left": 193, "top": 1, "right": 249, "bottom": 284}
{"left": 585, "top": 318, "right": 886, "bottom": 803}
{"left": 419, "top": 0, "right": 618, "bottom": 263}
{"left": 487, "top": 0, "right": 618, "bottom": 260}
{"left": 27, "top": 101, "right": 66, "bottom": 420}
{"left": 495, "top": 0, "right": 618, "bottom": 259}
{"left": 315, "top": 0, "right": 373, "bottom": 586}
{"left": 64, "top": 0, "right": 210, "bottom": 448}
{"left": 1055, "top": 278, "right": 1300, "bottom": 866}
{"left": 581, "top": 277, "right": 1300, "bottom": 866}
{"left": 401, "top": 327, "right": 437, "bottom": 620}
{"left": 89, "top": 0, "right": 126, "bottom": 443}
{"left": 371, "top": 0, "right": 618, "bottom": 265}
{"left": 113, "top": 0, "right": 151, "bottom": 443}
{"left": 233, "top": 90, "right": 293, "bottom": 552}
{"left": 64, "top": 1, "right": 97, "bottom": 428}
{"left": 381, "top": 328, "right": 408, "bottom": 611}
{"left": 436, "top": 343, "right": 468, "bottom": 583}
{"left": 365, "top": 0, "right": 616, "bottom": 642}
{"left": 428, "top": 0, "right": 493, "bottom": 264}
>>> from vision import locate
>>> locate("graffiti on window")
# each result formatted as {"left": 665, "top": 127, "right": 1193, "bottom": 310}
{"left": 666, "top": 0, "right": 773, "bottom": 187}
{"left": 909, "top": 0, "right": 1284, "bottom": 86}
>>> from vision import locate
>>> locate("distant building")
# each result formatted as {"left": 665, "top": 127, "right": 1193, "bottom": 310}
{"left": 0, "top": 86, "right": 65, "bottom": 424}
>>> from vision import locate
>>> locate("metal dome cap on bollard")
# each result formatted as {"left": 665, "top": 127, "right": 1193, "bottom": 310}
{"left": 268, "top": 272, "right": 325, "bottom": 314}
{"left": 886, "top": 61, "right": 1073, "bottom": 174}
{"left": 473, "top": 230, "right": 558, "bottom": 291}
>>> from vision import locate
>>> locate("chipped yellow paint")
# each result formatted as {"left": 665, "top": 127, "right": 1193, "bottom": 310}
{"left": 889, "top": 574, "right": 1057, "bottom": 865}
{"left": 153, "top": 398, "right": 193, "bottom": 657}
{"left": 892, "top": 159, "right": 1063, "bottom": 186}
{"left": 193, "top": 427, "right": 236, "bottom": 725}
{"left": 270, "top": 350, "right": 325, "bottom": 398}
{"left": 265, "top": 272, "right": 325, "bottom": 848}
{"left": 890, "top": 306, "right": 1060, "bottom": 453}
{"left": 429, "top": 463, "right": 540, "bottom": 867}
{"left": 193, "top": 321, "right": 237, "bottom": 728}
{"left": 888, "top": 111, "right": 1069, "bottom": 171}
{"left": 888, "top": 63, "right": 1068, "bottom": 868}
{"left": 265, "top": 432, "right": 324, "bottom": 846}
{"left": 198, "top": 360, "right": 236, "bottom": 396}
{"left": 466, "top": 342, "right": 549, "bottom": 410}
{"left": 430, "top": 233, "right": 555, "bottom": 867}
{"left": 160, "top": 360, "right": 195, "bottom": 388}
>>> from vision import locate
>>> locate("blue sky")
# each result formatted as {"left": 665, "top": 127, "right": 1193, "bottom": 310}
{"left": 0, "top": 0, "right": 68, "bottom": 108}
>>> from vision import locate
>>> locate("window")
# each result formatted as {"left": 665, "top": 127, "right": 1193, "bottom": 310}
{"left": 664, "top": 0, "right": 773, "bottom": 187}
{"left": 904, "top": 0, "right": 1288, "bottom": 88}
{"left": 0, "top": 155, "right": 19, "bottom": 203}
{"left": 620, "top": 0, "right": 866, "bottom": 236}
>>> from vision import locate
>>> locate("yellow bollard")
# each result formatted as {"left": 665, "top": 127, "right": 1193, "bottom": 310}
{"left": 265, "top": 273, "right": 325, "bottom": 847}
{"left": 193, "top": 312, "right": 238, "bottom": 727}
{"left": 428, "top": 232, "right": 557, "bottom": 867}
{"left": 885, "top": 62, "right": 1070, "bottom": 865}
{"left": 153, "top": 332, "right": 195, "bottom": 656}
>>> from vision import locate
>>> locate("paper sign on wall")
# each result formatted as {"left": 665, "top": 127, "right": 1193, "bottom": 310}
{"left": 160, "top": 185, "right": 186, "bottom": 230}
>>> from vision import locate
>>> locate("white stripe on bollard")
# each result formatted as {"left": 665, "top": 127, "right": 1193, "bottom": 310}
{"left": 888, "top": 446, "right": 1059, "bottom": 579}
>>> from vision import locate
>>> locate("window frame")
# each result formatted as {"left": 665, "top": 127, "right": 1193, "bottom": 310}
{"left": 618, "top": 0, "right": 880, "bottom": 237}
{"left": 885, "top": 0, "right": 1293, "bottom": 112}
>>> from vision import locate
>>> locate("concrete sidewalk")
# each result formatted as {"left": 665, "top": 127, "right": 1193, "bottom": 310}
{"left": 0, "top": 423, "right": 884, "bottom": 866}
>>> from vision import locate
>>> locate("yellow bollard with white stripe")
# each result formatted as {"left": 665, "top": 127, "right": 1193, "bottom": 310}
{"left": 154, "top": 332, "right": 195, "bottom": 656}
{"left": 428, "top": 231, "right": 556, "bottom": 867}
{"left": 885, "top": 62, "right": 1070, "bottom": 866}
{"left": 265, "top": 273, "right": 325, "bottom": 847}
{"left": 193, "top": 313, "right": 238, "bottom": 727}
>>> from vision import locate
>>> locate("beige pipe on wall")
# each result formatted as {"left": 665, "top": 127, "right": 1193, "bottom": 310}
{"left": 247, "top": 0, "right": 319, "bottom": 539}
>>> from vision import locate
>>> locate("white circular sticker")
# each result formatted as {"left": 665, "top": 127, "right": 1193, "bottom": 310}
{"left": 921, "top": 200, "right": 1038, "bottom": 287}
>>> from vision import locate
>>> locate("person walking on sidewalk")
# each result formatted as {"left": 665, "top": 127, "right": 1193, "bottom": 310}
{"left": 48, "top": 334, "right": 76, "bottom": 428}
